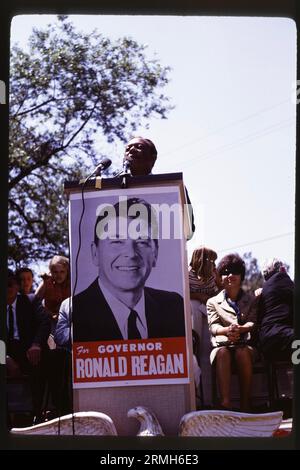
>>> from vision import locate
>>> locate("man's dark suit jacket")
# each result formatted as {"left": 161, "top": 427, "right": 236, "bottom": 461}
{"left": 11, "top": 294, "right": 51, "bottom": 351}
{"left": 258, "top": 272, "right": 294, "bottom": 360}
{"left": 112, "top": 170, "right": 195, "bottom": 239}
{"left": 72, "top": 278, "right": 186, "bottom": 341}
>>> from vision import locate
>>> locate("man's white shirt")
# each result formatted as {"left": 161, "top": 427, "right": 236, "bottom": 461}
{"left": 7, "top": 297, "right": 20, "bottom": 340}
{"left": 98, "top": 279, "right": 148, "bottom": 339}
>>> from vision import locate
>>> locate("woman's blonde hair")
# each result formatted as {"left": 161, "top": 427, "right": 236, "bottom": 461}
{"left": 49, "top": 255, "right": 70, "bottom": 274}
{"left": 189, "top": 246, "right": 217, "bottom": 280}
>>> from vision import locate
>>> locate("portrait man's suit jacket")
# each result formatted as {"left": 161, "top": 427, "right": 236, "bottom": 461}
{"left": 13, "top": 294, "right": 51, "bottom": 350}
{"left": 72, "top": 278, "right": 185, "bottom": 341}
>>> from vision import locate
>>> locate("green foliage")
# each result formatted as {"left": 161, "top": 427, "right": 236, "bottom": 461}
{"left": 9, "top": 16, "right": 173, "bottom": 268}
{"left": 242, "top": 252, "right": 264, "bottom": 293}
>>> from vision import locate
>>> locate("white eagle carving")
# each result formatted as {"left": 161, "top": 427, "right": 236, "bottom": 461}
{"left": 10, "top": 407, "right": 284, "bottom": 438}
{"left": 127, "top": 406, "right": 165, "bottom": 436}
{"left": 179, "top": 409, "right": 283, "bottom": 437}
{"left": 10, "top": 411, "right": 117, "bottom": 436}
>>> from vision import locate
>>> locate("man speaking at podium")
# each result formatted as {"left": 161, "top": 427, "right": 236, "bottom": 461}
{"left": 56, "top": 197, "right": 186, "bottom": 344}
{"left": 122, "top": 136, "right": 158, "bottom": 177}
{"left": 117, "top": 136, "right": 195, "bottom": 238}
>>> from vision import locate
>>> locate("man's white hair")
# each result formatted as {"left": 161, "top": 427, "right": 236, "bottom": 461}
{"left": 262, "top": 258, "right": 285, "bottom": 281}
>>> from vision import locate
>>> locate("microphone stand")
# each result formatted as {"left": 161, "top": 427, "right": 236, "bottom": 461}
{"left": 119, "top": 165, "right": 131, "bottom": 189}
{"left": 79, "top": 158, "right": 112, "bottom": 188}
{"left": 79, "top": 168, "right": 103, "bottom": 189}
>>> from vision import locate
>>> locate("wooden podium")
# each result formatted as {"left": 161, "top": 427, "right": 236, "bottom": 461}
{"left": 64, "top": 173, "right": 195, "bottom": 436}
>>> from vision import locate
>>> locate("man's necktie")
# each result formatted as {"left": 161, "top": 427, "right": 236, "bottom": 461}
{"left": 128, "top": 309, "right": 141, "bottom": 339}
{"left": 8, "top": 305, "right": 14, "bottom": 340}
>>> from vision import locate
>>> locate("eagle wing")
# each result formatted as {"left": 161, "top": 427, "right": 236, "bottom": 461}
{"left": 10, "top": 411, "right": 118, "bottom": 436}
{"left": 179, "top": 410, "right": 283, "bottom": 437}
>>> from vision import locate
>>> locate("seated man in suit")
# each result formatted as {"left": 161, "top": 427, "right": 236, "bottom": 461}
{"left": 55, "top": 197, "right": 185, "bottom": 345}
{"left": 258, "top": 258, "right": 294, "bottom": 361}
{"left": 6, "top": 270, "right": 51, "bottom": 423}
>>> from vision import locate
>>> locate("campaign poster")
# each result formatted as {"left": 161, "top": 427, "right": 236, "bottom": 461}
{"left": 69, "top": 183, "right": 191, "bottom": 388}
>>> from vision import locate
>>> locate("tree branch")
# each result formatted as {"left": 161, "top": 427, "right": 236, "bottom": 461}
{"left": 9, "top": 198, "right": 58, "bottom": 243}
{"left": 12, "top": 89, "right": 30, "bottom": 117}
{"left": 12, "top": 96, "right": 56, "bottom": 118}
{"left": 63, "top": 97, "right": 100, "bottom": 149}
{"left": 9, "top": 198, "right": 40, "bottom": 237}
{"left": 8, "top": 145, "right": 60, "bottom": 190}
{"left": 9, "top": 98, "right": 100, "bottom": 190}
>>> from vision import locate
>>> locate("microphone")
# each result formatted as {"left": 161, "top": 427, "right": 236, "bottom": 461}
{"left": 91, "top": 157, "right": 112, "bottom": 177}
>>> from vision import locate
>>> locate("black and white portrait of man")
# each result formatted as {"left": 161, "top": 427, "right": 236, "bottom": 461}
{"left": 56, "top": 190, "right": 187, "bottom": 345}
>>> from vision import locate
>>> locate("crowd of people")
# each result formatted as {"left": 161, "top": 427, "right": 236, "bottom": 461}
{"left": 190, "top": 248, "right": 294, "bottom": 412}
{"left": 6, "top": 256, "right": 72, "bottom": 425}
{"left": 6, "top": 136, "right": 294, "bottom": 425}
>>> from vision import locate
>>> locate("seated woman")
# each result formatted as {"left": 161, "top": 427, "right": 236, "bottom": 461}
{"left": 189, "top": 246, "right": 220, "bottom": 303}
{"left": 189, "top": 246, "right": 221, "bottom": 336}
{"left": 189, "top": 246, "right": 221, "bottom": 406}
{"left": 206, "top": 253, "right": 258, "bottom": 412}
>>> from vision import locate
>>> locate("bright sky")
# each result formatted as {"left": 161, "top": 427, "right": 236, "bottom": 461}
{"left": 11, "top": 15, "right": 296, "bottom": 279}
